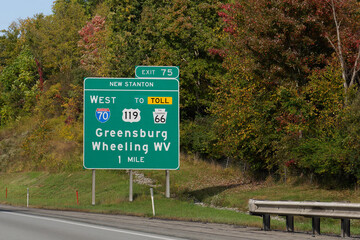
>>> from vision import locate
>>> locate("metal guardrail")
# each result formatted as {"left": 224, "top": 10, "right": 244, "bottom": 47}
{"left": 248, "top": 199, "right": 360, "bottom": 238}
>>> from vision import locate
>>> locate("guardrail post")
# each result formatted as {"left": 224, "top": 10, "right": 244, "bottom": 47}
{"left": 286, "top": 215, "right": 294, "bottom": 232}
{"left": 263, "top": 214, "right": 270, "bottom": 231}
{"left": 341, "top": 218, "right": 350, "bottom": 238}
{"left": 312, "top": 217, "right": 320, "bottom": 235}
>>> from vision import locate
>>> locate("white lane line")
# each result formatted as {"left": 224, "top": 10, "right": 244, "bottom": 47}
{"left": 1, "top": 211, "right": 181, "bottom": 240}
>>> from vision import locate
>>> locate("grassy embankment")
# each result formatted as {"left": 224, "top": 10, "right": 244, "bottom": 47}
{"left": 1, "top": 155, "right": 360, "bottom": 236}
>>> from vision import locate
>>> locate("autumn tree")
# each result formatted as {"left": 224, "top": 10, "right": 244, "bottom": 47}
{"left": 217, "top": 0, "right": 339, "bottom": 87}
{"left": 212, "top": 0, "right": 360, "bottom": 177}
{"left": 78, "top": 15, "right": 109, "bottom": 76}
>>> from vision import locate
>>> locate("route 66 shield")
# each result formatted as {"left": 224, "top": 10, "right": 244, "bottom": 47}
{"left": 95, "top": 108, "right": 111, "bottom": 123}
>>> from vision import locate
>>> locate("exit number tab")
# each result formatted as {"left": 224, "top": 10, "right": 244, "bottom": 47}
{"left": 135, "top": 66, "right": 179, "bottom": 79}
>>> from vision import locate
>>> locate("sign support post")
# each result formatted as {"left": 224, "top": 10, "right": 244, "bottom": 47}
{"left": 165, "top": 170, "right": 170, "bottom": 198}
{"left": 129, "top": 170, "right": 133, "bottom": 202}
{"left": 92, "top": 169, "right": 95, "bottom": 205}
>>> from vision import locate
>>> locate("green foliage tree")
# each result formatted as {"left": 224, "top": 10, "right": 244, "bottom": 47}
{"left": 105, "top": 0, "right": 145, "bottom": 77}
{"left": 76, "top": 0, "right": 105, "bottom": 15}
{"left": 106, "top": 0, "right": 225, "bottom": 119}
{"left": 22, "top": 0, "right": 87, "bottom": 83}
{"left": 0, "top": 22, "right": 23, "bottom": 72}
{"left": 0, "top": 46, "right": 39, "bottom": 125}
{"left": 211, "top": 59, "right": 282, "bottom": 174}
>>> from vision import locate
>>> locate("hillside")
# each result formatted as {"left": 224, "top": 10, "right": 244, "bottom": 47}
{"left": 2, "top": 152, "right": 360, "bottom": 235}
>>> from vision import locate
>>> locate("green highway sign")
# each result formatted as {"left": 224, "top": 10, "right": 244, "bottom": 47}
{"left": 83, "top": 77, "right": 179, "bottom": 170}
{"left": 135, "top": 66, "right": 179, "bottom": 79}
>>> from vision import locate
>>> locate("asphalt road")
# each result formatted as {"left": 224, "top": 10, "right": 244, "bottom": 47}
{"left": 0, "top": 204, "right": 352, "bottom": 240}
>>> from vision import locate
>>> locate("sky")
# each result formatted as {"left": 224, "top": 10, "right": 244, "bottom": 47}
{"left": 0, "top": 0, "right": 54, "bottom": 31}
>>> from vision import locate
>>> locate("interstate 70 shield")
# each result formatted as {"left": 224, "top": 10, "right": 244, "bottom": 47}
{"left": 95, "top": 108, "right": 111, "bottom": 123}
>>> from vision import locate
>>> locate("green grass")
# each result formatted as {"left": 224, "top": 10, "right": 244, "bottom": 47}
{"left": 1, "top": 155, "right": 360, "bottom": 236}
{"left": 0, "top": 170, "right": 261, "bottom": 227}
